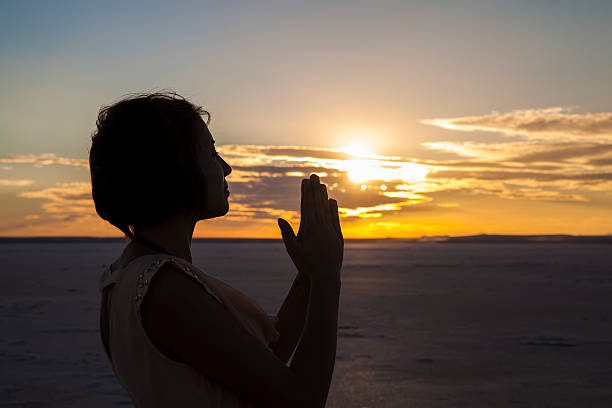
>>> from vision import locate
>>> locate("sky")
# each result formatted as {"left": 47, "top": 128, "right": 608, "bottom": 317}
{"left": 1, "top": 1, "right": 612, "bottom": 238}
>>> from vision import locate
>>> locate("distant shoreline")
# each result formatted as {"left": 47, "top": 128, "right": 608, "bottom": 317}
{"left": 1, "top": 234, "right": 611, "bottom": 244}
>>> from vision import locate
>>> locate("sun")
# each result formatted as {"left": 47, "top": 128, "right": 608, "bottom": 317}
{"left": 337, "top": 142, "right": 381, "bottom": 182}
{"left": 343, "top": 159, "right": 374, "bottom": 182}
{"left": 336, "top": 143, "right": 429, "bottom": 184}
{"left": 342, "top": 142, "right": 373, "bottom": 158}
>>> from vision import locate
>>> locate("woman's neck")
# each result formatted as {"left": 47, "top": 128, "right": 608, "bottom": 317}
{"left": 131, "top": 213, "right": 197, "bottom": 263}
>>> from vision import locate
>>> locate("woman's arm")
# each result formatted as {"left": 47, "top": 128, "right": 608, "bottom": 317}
{"left": 141, "top": 262, "right": 337, "bottom": 408}
{"left": 270, "top": 272, "right": 311, "bottom": 363}
{"left": 142, "top": 174, "right": 342, "bottom": 408}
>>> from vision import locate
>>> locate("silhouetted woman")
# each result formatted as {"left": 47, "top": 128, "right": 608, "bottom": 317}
{"left": 90, "top": 92, "right": 343, "bottom": 407}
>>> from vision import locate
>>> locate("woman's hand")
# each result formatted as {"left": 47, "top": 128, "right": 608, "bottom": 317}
{"left": 278, "top": 174, "right": 344, "bottom": 283}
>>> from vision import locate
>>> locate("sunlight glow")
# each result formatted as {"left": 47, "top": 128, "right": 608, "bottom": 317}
{"left": 332, "top": 142, "right": 431, "bottom": 184}
{"left": 339, "top": 203, "right": 402, "bottom": 217}
{"left": 341, "top": 142, "right": 374, "bottom": 158}
{"left": 341, "top": 159, "right": 429, "bottom": 183}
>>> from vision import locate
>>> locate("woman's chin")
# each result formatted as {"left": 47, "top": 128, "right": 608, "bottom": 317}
{"left": 219, "top": 203, "right": 229, "bottom": 217}
{"left": 199, "top": 204, "right": 229, "bottom": 220}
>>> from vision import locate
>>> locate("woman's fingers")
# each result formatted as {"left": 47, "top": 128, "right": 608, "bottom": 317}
{"left": 278, "top": 218, "right": 303, "bottom": 268}
{"left": 308, "top": 174, "right": 335, "bottom": 227}
{"left": 300, "top": 179, "right": 308, "bottom": 229}
{"left": 309, "top": 174, "right": 322, "bottom": 222}
{"left": 289, "top": 176, "right": 344, "bottom": 279}
{"left": 320, "top": 184, "right": 332, "bottom": 225}
{"left": 329, "top": 198, "right": 342, "bottom": 239}
{"left": 301, "top": 178, "right": 314, "bottom": 228}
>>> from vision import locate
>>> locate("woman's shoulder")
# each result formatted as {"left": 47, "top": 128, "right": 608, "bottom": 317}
{"left": 99, "top": 252, "right": 169, "bottom": 293}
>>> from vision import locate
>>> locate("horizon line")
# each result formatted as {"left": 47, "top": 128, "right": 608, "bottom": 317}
{"left": 1, "top": 234, "right": 611, "bottom": 244}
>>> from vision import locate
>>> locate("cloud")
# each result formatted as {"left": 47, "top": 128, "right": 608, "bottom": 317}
{"left": 509, "top": 143, "right": 612, "bottom": 164}
{"left": 423, "top": 140, "right": 612, "bottom": 165}
{"left": 218, "top": 145, "right": 436, "bottom": 219}
{"left": 420, "top": 137, "right": 612, "bottom": 191}
{"left": 419, "top": 111, "right": 612, "bottom": 201}
{"left": 422, "top": 140, "right": 580, "bottom": 161}
{"left": 18, "top": 182, "right": 93, "bottom": 215}
{"left": 223, "top": 202, "right": 299, "bottom": 222}
{"left": 0, "top": 179, "right": 34, "bottom": 186}
{"left": 428, "top": 169, "right": 612, "bottom": 183}
{"left": 422, "top": 107, "right": 612, "bottom": 141}
{"left": 219, "top": 141, "right": 612, "bottom": 214}
{"left": 10, "top": 138, "right": 612, "bottom": 236}
{"left": 2, "top": 182, "right": 96, "bottom": 233}
{"left": 0, "top": 154, "right": 89, "bottom": 168}
{"left": 589, "top": 156, "right": 612, "bottom": 166}
{"left": 3, "top": 106, "right": 612, "bottom": 236}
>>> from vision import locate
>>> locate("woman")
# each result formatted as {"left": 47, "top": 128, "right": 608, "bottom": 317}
{"left": 90, "top": 92, "right": 344, "bottom": 407}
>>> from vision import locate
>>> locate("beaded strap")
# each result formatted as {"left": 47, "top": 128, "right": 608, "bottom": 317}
{"left": 135, "top": 256, "right": 223, "bottom": 317}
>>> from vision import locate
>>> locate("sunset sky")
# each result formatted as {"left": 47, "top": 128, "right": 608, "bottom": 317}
{"left": 1, "top": 1, "right": 612, "bottom": 238}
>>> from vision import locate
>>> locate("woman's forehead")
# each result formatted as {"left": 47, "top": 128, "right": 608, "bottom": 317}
{"left": 194, "top": 118, "right": 214, "bottom": 144}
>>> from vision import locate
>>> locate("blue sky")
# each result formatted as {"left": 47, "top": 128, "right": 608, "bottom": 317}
{"left": 1, "top": 1, "right": 612, "bottom": 236}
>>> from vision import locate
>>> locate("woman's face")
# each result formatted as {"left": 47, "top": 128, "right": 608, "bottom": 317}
{"left": 193, "top": 118, "right": 232, "bottom": 220}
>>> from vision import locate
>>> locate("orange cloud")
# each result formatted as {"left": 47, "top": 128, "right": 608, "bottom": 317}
{"left": 5, "top": 131, "right": 612, "bottom": 237}
{"left": 0, "top": 154, "right": 89, "bottom": 168}
{"left": 18, "top": 182, "right": 94, "bottom": 215}
{"left": 0, "top": 179, "right": 34, "bottom": 186}
{"left": 422, "top": 107, "right": 612, "bottom": 141}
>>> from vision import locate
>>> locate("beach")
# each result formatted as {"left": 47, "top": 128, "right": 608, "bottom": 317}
{"left": 1, "top": 241, "right": 611, "bottom": 407}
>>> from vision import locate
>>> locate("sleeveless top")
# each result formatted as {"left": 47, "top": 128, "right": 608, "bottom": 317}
{"left": 98, "top": 253, "right": 281, "bottom": 407}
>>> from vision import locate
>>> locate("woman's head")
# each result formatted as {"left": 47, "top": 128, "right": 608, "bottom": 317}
{"left": 89, "top": 91, "right": 231, "bottom": 239}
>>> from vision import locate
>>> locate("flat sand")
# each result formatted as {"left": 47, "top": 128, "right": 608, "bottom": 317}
{"left": 1, "top": 242, "right": 611, "bottom": 407}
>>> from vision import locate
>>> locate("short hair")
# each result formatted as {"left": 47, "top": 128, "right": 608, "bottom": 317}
{"left": 89, "top": 91, "right": 210, "bottom": 240}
